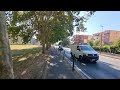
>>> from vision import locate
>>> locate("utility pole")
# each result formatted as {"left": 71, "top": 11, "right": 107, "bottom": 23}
{"left": 100, "top": 25, "right": 103, "bottom": 54}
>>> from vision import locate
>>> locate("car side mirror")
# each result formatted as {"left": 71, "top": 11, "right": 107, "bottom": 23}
{"left": 77, "top": 48, "right": 80, "bottom": 51}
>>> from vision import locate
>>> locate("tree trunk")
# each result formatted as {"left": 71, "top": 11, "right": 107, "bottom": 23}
{"left": 0, "top": 11, "right": 14, "bottom": 79}
{"left": 48, "top": 43, "right": 51, "bottom": 48}
{"left": 46, "top": 42, "right": 49, "bottom": 50}
{"left": 46, "top": 42, "right": 51, "bottom": 50}
{"left": 41, "top": 31, "right": 46, "bottom": 54}
{"left": 42, "top": 43, "right": 45, "bottom": 54}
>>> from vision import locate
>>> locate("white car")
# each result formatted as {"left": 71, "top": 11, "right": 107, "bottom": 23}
{"left": 70, "top": 44, "right": 99, "bottom": 63}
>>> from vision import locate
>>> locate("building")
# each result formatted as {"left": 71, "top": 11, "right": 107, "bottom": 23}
{"left": 9, "top": 36, "right": 23, "bottom": 44}
{"left": 88, "top": 35, "right": 92, "bottom": 41}
{"left": 31, "top": 38, "right": 40, "bottom": 45}
{"left": 71, "top": 35, "right": 92, "bottom": 44}
{"left": 93, "top": 32, "right": 101, "bottom": 40}
{"left": 9, "top": 36, "right": 40, "bottom": 45}
{"left": 93, "top": 30, "right": 120, "bottom": 45}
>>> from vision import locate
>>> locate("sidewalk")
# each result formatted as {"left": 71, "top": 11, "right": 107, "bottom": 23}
{"left": 45, "top": 47, "right": 83, "bottom": 79}
{"left": 99, "top": 52, "right": 120, "bottom": 59}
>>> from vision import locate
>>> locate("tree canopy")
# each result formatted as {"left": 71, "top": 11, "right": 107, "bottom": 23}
{"left": 6, "top": 11, "right": 95, "bottom": 53}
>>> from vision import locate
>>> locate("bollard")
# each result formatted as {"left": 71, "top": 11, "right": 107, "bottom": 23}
{"left": 72, "top": 56, "right": 75, "bottom": 71}
{"left": 63, "top": 50, "right": 65, "bottom": 59}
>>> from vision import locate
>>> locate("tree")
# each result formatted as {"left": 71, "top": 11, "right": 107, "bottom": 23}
{"left": 114, "top": 37, "right": 120, "bottom": 50}
{"left": 88, "top": 40, "right": 94, "bottom": 46}
{"left": 6, "top": 11, "right": 34, "bottom": 44}
{"left": 94, "top": 40, "right": 100, "bottom": 46}
{"left": 6, "top": 11, "right": 95, "bottom": 54}
{"left": 0, "top": 11, "right": 14, "bottom": 79}
{"left": 61, "top": 38, "right": 70, "bottom": 47}
{"left": 47, "top": 12, "right": 73, "bottom": 47}
{"left": 7, "top": 11, "right": 73, "bottom": 53}
{"left": 72, "top": 11, "right": 95, "bottom": 32}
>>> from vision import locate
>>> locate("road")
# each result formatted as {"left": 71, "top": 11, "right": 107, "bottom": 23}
{"left": 45, "top": 47, "right": 83, "bottom": 79}
{"left": 56, "top": 46, "right": 120, "bottom": 79}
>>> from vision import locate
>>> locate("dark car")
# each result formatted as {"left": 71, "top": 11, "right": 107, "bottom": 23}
{"left": 58, "top": 46, "right": 63, "bottom": 51}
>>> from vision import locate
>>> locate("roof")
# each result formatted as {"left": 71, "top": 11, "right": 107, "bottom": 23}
{"left": 79, "top": 45, "right": 90, "bottom": 46}
{"left": 79, "top": 43, "right": 88, "bottom": 45}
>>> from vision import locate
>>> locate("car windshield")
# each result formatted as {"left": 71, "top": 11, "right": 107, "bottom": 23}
{"left": 80, "top": 45, "right": 95, "bottom": 51}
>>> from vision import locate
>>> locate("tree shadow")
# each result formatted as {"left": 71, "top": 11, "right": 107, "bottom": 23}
{"left": 46, "top": 50, "right": 81, "bottom": 79}
{"left": 11, "top": 47, "right": 50, "bottom": 79}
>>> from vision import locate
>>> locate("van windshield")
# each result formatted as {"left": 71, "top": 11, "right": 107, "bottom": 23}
{"left": 80, "top": 46, "right": 95, "bottom": 51}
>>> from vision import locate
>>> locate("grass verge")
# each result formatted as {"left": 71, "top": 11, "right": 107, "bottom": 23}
{"left": 10, "top": 45, "right": 49, "bottom": 79}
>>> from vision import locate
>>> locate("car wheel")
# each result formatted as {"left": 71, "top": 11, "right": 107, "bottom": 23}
{"left": 92, "top": 61, "right": 97, "bottom": 64}
{"left": 78, "top": 55, "right": 82, "bottom": 61}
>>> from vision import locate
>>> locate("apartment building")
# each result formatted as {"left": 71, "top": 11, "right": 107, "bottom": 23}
{"left": 93, "top": 30, "right": 120, "bottom": 45}
{"left": 71, "top": 35, "right": 92, "bottom": 44}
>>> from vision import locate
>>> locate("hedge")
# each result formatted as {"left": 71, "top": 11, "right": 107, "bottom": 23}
{"left": 92, "top": 45, "right": 120, "bottom": 54}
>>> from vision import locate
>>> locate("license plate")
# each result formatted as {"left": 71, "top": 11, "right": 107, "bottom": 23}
{"left": 92, "top": 59, "right": 95, "bottom": 61}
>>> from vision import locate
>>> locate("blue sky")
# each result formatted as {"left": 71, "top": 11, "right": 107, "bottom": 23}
{"left": 74, "top": 11, "right": 120, "bottom": 35}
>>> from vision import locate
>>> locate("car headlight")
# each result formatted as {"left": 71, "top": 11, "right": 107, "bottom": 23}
{"left": 94, "top": 54, "right": 98, "bottom": 56}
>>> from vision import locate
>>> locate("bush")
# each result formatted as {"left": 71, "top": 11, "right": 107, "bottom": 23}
{"left": 94, "top": 40, "right": 100, "bottom": 46}
{"left": 88, "top": 40, "right": 94, "bottom": 47}
{"left": 102, "top": 46, "right": 110, "bottom": 52}
{"left": 61, "top": 38, "right": 70, "bottom": 47}
{"left": 93, "top": 46, "right": 109, "bottom": 53}
{"left": 114, "top": 38, "right": 120, "bottom": 46}
{"left": 110, "top": 45, "right": 119, "bottom": 54}
{"left": 92, "top": 46, "right": 100, "bottom": 51}
{"left": 92, "top": 45, "right": 120, "bottom": 54}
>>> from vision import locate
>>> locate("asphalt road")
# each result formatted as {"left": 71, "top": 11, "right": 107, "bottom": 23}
{"left": 58, "top": 47, "right": 120, "bottom": 79}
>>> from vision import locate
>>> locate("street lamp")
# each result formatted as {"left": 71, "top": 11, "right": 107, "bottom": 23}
{"left": 100, "top": 25, "right": 103, "bottom": 54}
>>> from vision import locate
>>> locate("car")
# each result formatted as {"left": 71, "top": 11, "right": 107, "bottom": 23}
{"left": 70, "top": 44, "right": 99, "bottom": 63}
{"left": 58, "top": 45, "right": 63, "bottom": 51}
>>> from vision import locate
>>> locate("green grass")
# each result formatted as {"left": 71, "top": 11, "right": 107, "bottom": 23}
{"left": 10, "top": 45, "right": 42, "bottom": 78}
{"left": 12, "top": 47, "right": 41, "bottom": 57}
{"left": 12, "top": 46, "right": 42, "bottom": 68}
{"left": 10, "top": 45, "right": 41, "bottom": 57}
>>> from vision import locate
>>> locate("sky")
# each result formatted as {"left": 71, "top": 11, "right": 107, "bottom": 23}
{"left": 74, "top": 11, "right": 120, "bottom": 35}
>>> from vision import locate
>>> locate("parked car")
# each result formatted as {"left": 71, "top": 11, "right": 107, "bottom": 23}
{"left": 70, "top": 44, "right": 99, "bottom": 63}
{"left": 58, "top": 45, "right": 63, "bottom": 51}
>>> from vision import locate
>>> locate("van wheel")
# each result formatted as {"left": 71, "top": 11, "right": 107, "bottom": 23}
{"left": 78, "top": 55, "right": 82, "bottom": 61}
{"left": 92, "top": 61, "right": 97, "bottom": 64}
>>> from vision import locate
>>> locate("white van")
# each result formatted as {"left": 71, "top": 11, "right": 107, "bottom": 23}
{"left": 70, "top": 44, "right": 99, "bottom": 63}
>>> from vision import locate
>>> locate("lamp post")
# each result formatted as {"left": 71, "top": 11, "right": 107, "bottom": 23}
{"left": 100, "top": 25, "right": 103, "bottom": 54}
